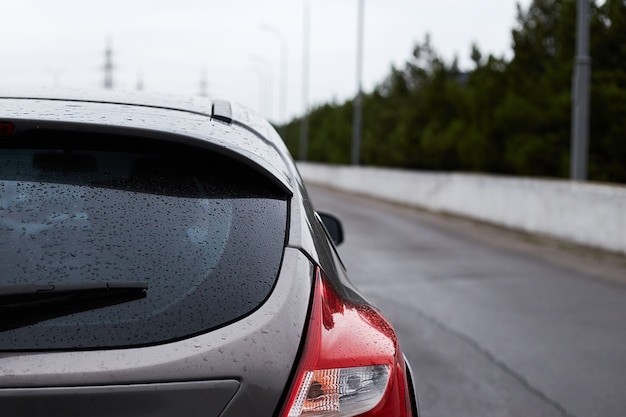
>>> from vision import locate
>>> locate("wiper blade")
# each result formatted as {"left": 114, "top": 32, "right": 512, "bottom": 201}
{"left": 0, "top": 282, "right": 148, "bottom": 308}
{"left": 0, "top": 282, "right": 147, "bottom": 332}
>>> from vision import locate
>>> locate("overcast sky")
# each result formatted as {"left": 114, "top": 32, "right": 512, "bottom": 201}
{"left": 2, "top": 0, "right": 531, "bottom": 123}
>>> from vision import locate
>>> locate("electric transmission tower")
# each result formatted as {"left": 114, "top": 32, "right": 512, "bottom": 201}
{"left": 104, "top": 39, "right": 114, "bottom": 90}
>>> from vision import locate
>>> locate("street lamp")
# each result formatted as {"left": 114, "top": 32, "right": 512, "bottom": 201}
{"left": 261, "top": 24, "right": 288, "bottom": 127}
{"left": 248, "top": 66, "right": 266, "bottom": 117}
{"left": 351, "top": 0, "right": 364, "bottom": 165}
{"left": 250, "top": 55, "right": 274, "bottom": 121}
{"left": 300, "top": 0, "right": 311, "bottom": 161}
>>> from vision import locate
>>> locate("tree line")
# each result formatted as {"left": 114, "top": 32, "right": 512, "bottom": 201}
{"left": 280, "top": 0, "right": 626, "bottom": 183}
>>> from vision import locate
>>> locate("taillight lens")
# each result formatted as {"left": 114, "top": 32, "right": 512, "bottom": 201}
{"left": 280, "top": 267, "right": 414, "bottom": 417}
{"left": 288, "top": 365, "right": 390, "bottom": 417}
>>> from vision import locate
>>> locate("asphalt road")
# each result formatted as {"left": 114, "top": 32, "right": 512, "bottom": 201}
{"left": 306, "top": 184, "right": 626, "bottom": 417}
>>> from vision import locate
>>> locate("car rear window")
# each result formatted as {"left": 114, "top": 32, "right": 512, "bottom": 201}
{"left": 0, "top": 131, "right": 288, "bottom": 350}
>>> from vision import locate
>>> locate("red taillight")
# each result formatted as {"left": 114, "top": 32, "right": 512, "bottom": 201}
{"left": 280, "top": 267, "right": 414, "bottom": 417}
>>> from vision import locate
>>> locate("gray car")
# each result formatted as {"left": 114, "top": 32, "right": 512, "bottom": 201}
{"left": 0, "top": 91, "right": 419, "bottom": 417}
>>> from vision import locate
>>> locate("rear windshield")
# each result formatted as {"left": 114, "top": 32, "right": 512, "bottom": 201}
{"left": 0, "top": 132, "right": 288, "bottom": 350}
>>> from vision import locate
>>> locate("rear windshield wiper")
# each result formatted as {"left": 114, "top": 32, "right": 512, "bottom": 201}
{"left": 0, "top": 282, "right": 147, "bottom": 332}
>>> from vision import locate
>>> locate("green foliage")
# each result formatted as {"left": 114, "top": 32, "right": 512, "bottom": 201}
{"left": 281, "top": 0, "right": 626, "bottom": 183}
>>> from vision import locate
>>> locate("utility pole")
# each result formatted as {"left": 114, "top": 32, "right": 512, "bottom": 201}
{"left": 104, "top": 38, "right": 114, "bottom": 90}
{"left": 570, "top": 0, "right": 591, "bottom": 180}
{"left": 300, "top": 0, "right": 311, "bottom": 161}
{"left": 351, "top": 0, "right": 364, "bottom": 166}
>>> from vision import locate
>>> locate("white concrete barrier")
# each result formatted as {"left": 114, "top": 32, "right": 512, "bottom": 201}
{"left": 298, "top": 162, "right": 626, "bottom": 255}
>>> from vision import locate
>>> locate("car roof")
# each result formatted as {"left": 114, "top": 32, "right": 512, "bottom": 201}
{"left": 0, "top": 90, "right": 294, "bottom": 194}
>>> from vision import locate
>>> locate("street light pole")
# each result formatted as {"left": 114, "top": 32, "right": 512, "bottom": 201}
{"left": 300, "top": 0, "right": 310, "bottom": 161}
{"left": 251, "top": 55, "right": 274, "bottom": 122}
{"left": 249, "top": 66, "right": 266, "bottom": 117}
{"left": 351, "top": 0, "right": 364, "bottom": 166}
{"left": 570, "top": 0, "right": 591, "bottom": 180}
{"left": 261, "top": 24, "right": 288, "bottom": 128}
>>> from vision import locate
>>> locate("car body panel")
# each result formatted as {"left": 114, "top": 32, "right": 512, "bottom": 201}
{"left": 0, "top": 248, "right": 313, "bottom": 417}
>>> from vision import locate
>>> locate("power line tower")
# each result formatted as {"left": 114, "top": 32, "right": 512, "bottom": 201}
{"left": 351, "top": 0, "right": 364, "bottom": 166}
{"left": 104, "top": 39, "right": 114, "bottom": 90}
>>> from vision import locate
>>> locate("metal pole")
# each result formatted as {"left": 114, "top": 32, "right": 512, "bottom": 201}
{"left": 249, "top": 67, "right": 265, "bottom": 117}
{"left": 251, "top": 56, "right": 274, "bottom": 122}
{"left": 570, "top": 0, "right": 591, "bottom": 180}
{"left": 351, "top": 0, "right": 364, "bottom": 166}
{"left": 261, "top": 24, "right": 288, "bottom": 127}
{"left": 299, "top": 0, "right": 310, "bottom": 161}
